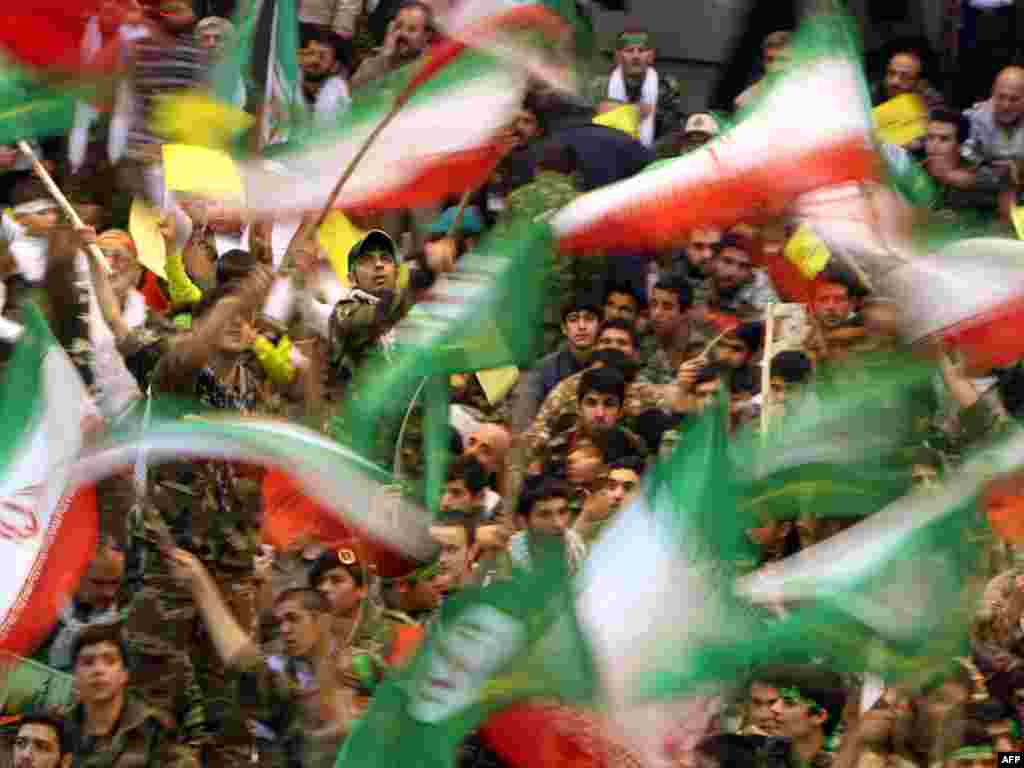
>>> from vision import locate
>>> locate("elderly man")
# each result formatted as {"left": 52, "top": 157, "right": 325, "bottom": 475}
{"left": 965, "top": 66, "right": 1024, "bottom": 193}
{"left": 589, "top": 28, "right": 683, "bottom": 148}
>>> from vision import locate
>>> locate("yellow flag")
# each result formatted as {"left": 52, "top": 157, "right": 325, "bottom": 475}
{"left": 163, "top": 144, "right": 245, "bottom": 201}
{"left": 476, "top": 366, "right": 520, "bottom": 405}
{"left": 150, "top": 90, "right": 253, "bottom": 149}
{"left": 1012, "top": 204, "right": 1024, "bottom": 241}
{"left": 784, "top": 224, "right": 830, "bottom": 279}
{"left": 873, "top": 93, "right": 928, "bottom": 147}
{"left": 128, "top": 199, "right": 168, "bottom": 280}
{"left": 593, "top": 104, "right": 641, "bottom": 138}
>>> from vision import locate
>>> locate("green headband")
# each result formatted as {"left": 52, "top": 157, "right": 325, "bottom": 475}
{"left": 948, "top": 746, "right": 995, "bottom": 762}
{"left": 617, "top": 33, "right": 650, "bottom": 49}
{"left": 384, "top": 557, "right": 441, "bottom": 586}
{"left": 779, "top": 686, "right": 820, "bottom": 711}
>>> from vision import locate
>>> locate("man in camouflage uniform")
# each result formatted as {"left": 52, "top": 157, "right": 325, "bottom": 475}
{"left": 586, "top": 28, "right": 684, "bottom": 148}
{"left": 64, "top": 623, "right": 197, "bottom": 768}
{"left": 495, "top": 143, "right": 608, "bottom": 356}
{"left": 524, "top": 321, "right": 678, "bottom": 463}
{"left": 116, "top": 252, "right": 302, "bottom": 768}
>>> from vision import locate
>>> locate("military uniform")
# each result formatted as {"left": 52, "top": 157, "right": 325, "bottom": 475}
{"left": 523, "top": 371, "right": 672, "bottom": 463}
{"left": 495, "top": 171, "right": 607, "bottom": 356}
{"left": 118, "top": 319, "right": 302, "bottom": 768}
{"left": 586, "top": 70, "right": 685, "bottom": 142}
{"left": 64, "top": 693, "right": 197, "bottom": 768}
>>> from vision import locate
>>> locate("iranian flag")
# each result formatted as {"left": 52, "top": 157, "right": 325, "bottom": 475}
{"left": 552, "top": 11, "right": 880, "bottom": 255}
{"left": 236, "top": 51, "right": 525, "bottom": 217}
{"left": 0, "top": 305, "right": 97, "bottom": 657}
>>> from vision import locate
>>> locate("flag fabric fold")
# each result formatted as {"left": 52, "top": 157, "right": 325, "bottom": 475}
{"left": 335, "top": 534, "right": 596, "bottom": 768}
{"left": 234, "top": 51, "right": 526, "bottom": 217}
{"left": 0, "top": 304, "right": 96, "bottom": 657}
{"left": 552, "top": 10, "right": 879, "bottom": 255}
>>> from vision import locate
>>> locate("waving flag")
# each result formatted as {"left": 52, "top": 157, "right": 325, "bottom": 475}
{"left": 336, "top": 535, "right": 596, "bottom": 768}
{"left": 0, "top": 305, "right": 96, "bottom": 657}
{"left": 0, "top": 57, "right": 82, "bottom": 145}
{"left": 233, "top": 51, "right": 525, "bottom": 217}
{"left": 552, "top": 11, "right": 879, "bottom": 255}
{"left": 0, "top": 1, "right": 121, "bottom": 75}
{"left": 73, "top": 413, "right": 436, "bottom": 560}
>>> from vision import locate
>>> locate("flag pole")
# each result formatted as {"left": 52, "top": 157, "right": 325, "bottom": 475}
{"left": 445, "top": 187, "right": 476, "bottom": 238}
{"left": 760, "top": 302, "right": 775, "bottom": 437}
{"left": 16, "top": 141, "right": 111, "bottom": 273}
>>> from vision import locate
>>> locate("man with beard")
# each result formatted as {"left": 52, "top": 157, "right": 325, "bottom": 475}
{"left": 703, "top": 233, "right": 779, "bottom": 324}
{"left": 587, "top": 28, "right": 683, "bottom": 148}
{"left": 298, "top": 27, "right": 352, "bottom": 118}
{"left": 350, "top": 1, "right": 434, "bottom": 89}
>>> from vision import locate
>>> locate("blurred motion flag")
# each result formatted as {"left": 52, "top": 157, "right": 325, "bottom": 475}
{"left": 150, "top": 90, "right": 254, "bottom": 149}
{"left": 783, "top": 224, "right": 831, "bottom": 279}
{"left": 0, "top": 57, "right": 81, "bottom": 145}
{"left": 873, "top": 93, "right": 928, "bottom": 147}
{"left": 128, "top": 199, "right": 168, "bottom": 280}
{"left": 0, "top": 304, "right": 97, "bottom": 657}
{"left": 336, "top": 535, "right": 595, "bottom": 768}
{"left": 592, "top": 104, "right": 640, "bottom": 138}
{"left": 318, "top": 210, "right": 367, "bottom": 283}
{"left": 162, "top": 144, "right": 245, "bottom": 200}
{"left": 552, "top": 10, "right": 879, "bottom": 254}
{"left": 82, "top": 412, "right": 436, "bottom": 560}
{"left": 0, "top": 1, "right": 120, "bottom": 74}
{"left": 0, "top": 653, "right": 75, "bottom": 718}
{"left": 232, "top": 51, "right": 526, "bottom": 217}
{"left": 261, "top": 470, "right": 353, "bottom": 550}
{"left": 579, "top": 395, "right": 759, "bottom": 709}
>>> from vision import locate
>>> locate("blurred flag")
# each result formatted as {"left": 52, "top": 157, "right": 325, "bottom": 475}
{"left": 552, "top": 11, "right": 879, "bottom": 255}
{"left": 0, "top": 305, "right": 97, "bottom": 657}
{"left": 335, "top": 535, "right": 596, "bottom": 768}
{"left": 0, "top": 1, "right": 121, "bottom": 75}
{"left": 0, "top": 57, "right": 82, "bottom": 145}
{"left": 251, "top": 0, "right": 306, "bottom": 146}
{"left": 232, "top": 51, "right": 525, "bottom": 217}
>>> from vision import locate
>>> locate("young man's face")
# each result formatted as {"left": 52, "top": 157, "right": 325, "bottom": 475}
{"left": 813, "top": 283, "right": 853, "bottom": 329}
{"left": 926, "top": 120, "right": 960, "bottom": 163}
{"left": 440, "top": 479, "right": 478, "bottom": 516}
{"left": 604, "top": 292, "right": 639, "bottom": 325}
{"left": 562, "top": 309, "right": 600, "bottom": 353}
{"left": 595, "top": 328, "right": 636, "bottom": 360}
{"left": 74, "top": 641, "right": 129, "bottom": 705}
{"left": 649, "top": 288, "right": 684, "bottom": 339}
{"left": 604, "top": 467, "right": 639, "bottom": 511}
{"left": 885, "top": 53, "right": 922, "bottom": 100}
{"left": 317, "top": 567, "right": 362, "bottom": 617}
{"left": 351, "top": 249, "right": 397, "bottom": 294}
{"left": 748, "top": 681, "right": 782, "bottom": 734}
{"left": 579, "top": 390, "right": 623, "bottom": 434}
{"left": 526, "top": 497, "right": 571, "bottom": 537}
{"left": 770, "top": 689, "right": 826, "bottom": 741}
{"left": 274, "top": 598, "right": 321, "bottom": 659}
{"left": 430, "top": 524, "right": 471, "bottom": 591}
{"left": 714, "top": 247, "right": 753, "bottom": 292}
{"left": 299, "top": 40, "right": 338, "bottom": 79}
{"left": 13, "top": 723, "right": 64, "bottom": 768}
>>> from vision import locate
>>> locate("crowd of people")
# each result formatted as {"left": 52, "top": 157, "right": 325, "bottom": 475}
{"left": 4, "top": 1, "right": 1024, "bottom": 767}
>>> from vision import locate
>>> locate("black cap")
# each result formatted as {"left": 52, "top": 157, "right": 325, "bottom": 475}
{"left": 348, "top": 230, "right": 398, "bottom": 270}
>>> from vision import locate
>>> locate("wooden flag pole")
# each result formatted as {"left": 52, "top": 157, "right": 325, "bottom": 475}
{"left": 17, "top": 141, "right": 111, "bottom": 273}
{"left": 444, "top": 188, "right": 476, "bottom": 238}
{"left": 760, "top": 302, "right": 775, "bottom": 437}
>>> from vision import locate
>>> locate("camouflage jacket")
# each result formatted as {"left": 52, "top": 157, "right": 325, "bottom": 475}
{"left": 586, "top": 69, "right": 685, "bottom": 142}
{"left": 65, "top": 694, "right": 196, "bottom": 768}
{"left": 327, "top": 290, "right": 407, "bottom": 386}
{"left": 523, "top": 370, "right": 672, "bottom": 463}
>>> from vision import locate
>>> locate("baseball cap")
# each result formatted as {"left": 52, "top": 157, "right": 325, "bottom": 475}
{"left": 684, "top": 113, "right": 720, "bottom": 136}
{"left": 348, "top": 229, "right": 399, "bottom": 268}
